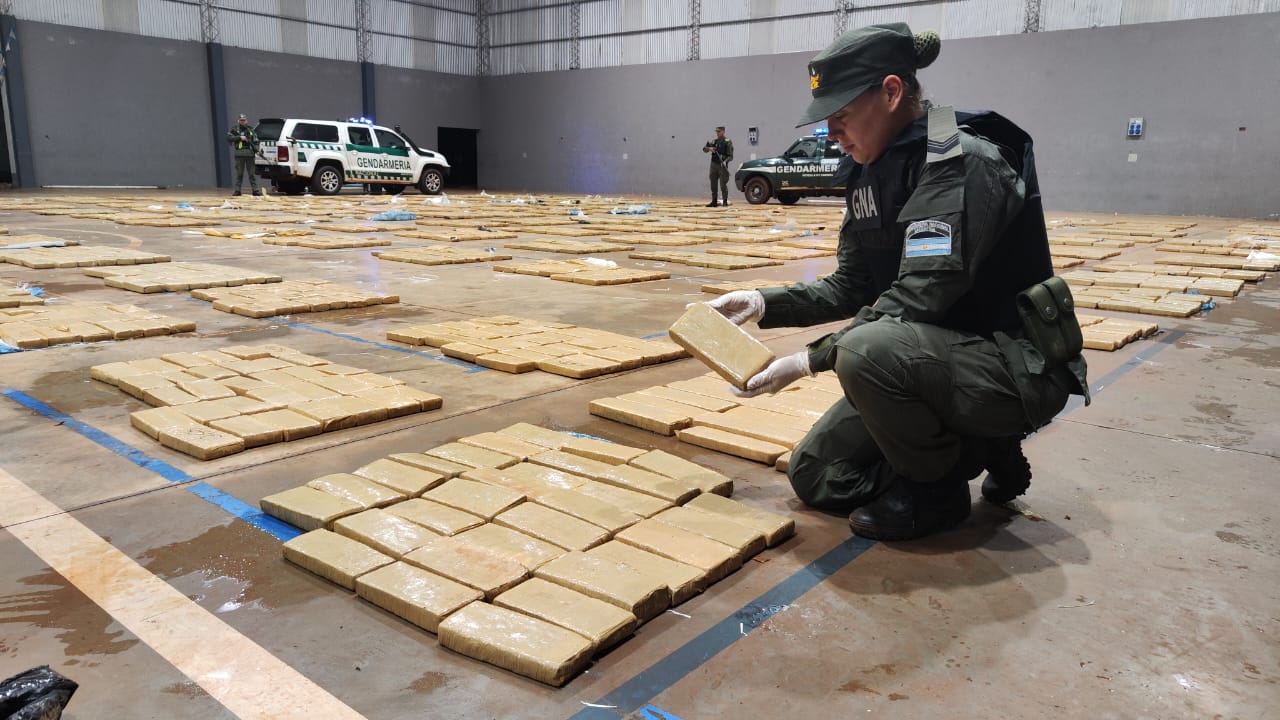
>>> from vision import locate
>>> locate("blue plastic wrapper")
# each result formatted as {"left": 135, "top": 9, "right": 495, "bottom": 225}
{"left": 370, "top": 210, "right": 416, "bottom": 221}
{"left": 1183, "top": 289, "right": 1216, "bottom": 312}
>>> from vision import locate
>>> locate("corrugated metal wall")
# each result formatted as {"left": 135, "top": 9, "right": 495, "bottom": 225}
{"left": 9, "top": 0, "right": 474, "bottom": 72}
{"left": 1040, "top": 0, "right": 1280, "bottom": 31}
{"left": 373, "top": 0, "right": 474, "bottom": 72}
{"left": 10, "top": 0, "right": 1280, "bottom": 75}
{"left": 14, "top": 0, "right": 103, "bottom": 28}
{"left": 136, "top": 0, "right": 201, "bottom": 42}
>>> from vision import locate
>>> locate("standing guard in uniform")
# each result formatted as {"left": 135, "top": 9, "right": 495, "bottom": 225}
{"left": 703, "top": 126, "right": 734, "bottom": 207}
{"left": 701, "top": 24, "right": 1089, "bottom": 541}
{"left": 226, "top": 113, "right": 262, "bottom": 197}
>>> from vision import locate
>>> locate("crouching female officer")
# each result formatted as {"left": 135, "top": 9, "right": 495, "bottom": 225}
{"left": 705, "top": 23, "right": 1088, "bottom": 541}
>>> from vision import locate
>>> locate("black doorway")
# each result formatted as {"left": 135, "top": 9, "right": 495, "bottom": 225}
{"left": 437, "top": 127, "right": 478, "bottom": 189}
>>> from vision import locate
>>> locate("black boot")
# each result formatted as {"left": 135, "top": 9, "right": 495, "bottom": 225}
{"left": 849, "top": 477, "right": 972, "bottom": 541}
{"left": 722, "top": 199, "right": 731, "bottom": 206}
{"left": 980, "top": 435, "right": 1032, "bottom": 504}
{"left": 706, "top": 199, "right": 719, "bottom": 207}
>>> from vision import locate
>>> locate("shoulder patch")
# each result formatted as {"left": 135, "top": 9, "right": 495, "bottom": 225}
{"left": 904, "top": 220, "right": 953, "bottom": 258}
{"left": 926, "top": 105, "right": 963, "bottom": 164}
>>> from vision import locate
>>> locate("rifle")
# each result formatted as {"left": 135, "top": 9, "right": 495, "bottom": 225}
{"left": 703, "top": 140, "right": 723, "bottom": 164}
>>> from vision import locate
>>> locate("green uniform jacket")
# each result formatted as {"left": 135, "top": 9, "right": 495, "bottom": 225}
{"left": 227, "top": 124, "right": 259, "bottom": 158}
{"left": 709, "top": 138, "right": 733, "bottom": 165}
{"left": 758, "top": 108, "right": 1087, "bottom": 412}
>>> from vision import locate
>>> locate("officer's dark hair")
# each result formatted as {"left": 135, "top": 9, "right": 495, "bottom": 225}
{"left": 895, "top": 30, "right": 939, "bottom": 110}
{"left": 897, "top": 73, "right": 925, "bottom": 109}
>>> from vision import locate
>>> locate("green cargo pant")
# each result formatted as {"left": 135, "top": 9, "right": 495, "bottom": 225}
{"left": 233, "top": 156, "right": 260, "bottom": 193}
{"left": 786, "top": 317, "right": 1069, "bottom": 513}
{"left": 709, "top": 162, "right": 729, "bottom": 201}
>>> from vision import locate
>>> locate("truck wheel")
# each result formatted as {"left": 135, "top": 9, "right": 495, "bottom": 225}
{"left": 311, "top": 165, "right": 343, "bottom": 196}
{"left": 778, "top": 193, "right": 800, "bottom": 205}
{"left": 744, "top": 176, "right": 772, "bottom": 205}
{"left": 418, "top": 168, "right": 444, "bottom": 195}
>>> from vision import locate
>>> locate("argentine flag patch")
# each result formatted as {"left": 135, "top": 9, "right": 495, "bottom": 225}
{"left": 904, "top": 220, "right": 953, "bottom": 258}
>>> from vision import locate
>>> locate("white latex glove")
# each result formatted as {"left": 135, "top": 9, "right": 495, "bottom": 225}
{"left": 700, "top": 289, "right": 766, "bottom": 326}
{"left": 733, "top": 351, "right": 813, "bottom": 398}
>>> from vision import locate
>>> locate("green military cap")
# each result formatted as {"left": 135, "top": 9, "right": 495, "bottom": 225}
{"left": 715, "top": 126, "right": 725, "bottom": 131}
{"left": 797, "top": 23, "right": 939, "bottom": 127}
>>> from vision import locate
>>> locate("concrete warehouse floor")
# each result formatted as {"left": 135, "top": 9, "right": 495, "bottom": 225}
{"left": 0, "top": 190, "right": 1276, "bottom": 720}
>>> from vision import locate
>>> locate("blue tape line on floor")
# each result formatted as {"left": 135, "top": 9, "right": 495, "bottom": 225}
{"left": 1, "top": 389, "right": 300, "bottom": 541}
{"left": 638, "top": 704, "right": 684, "bottom": 720}
{"left": 3, "top": 389, "right": 190, "bottom": 483}
{"left": 573, "top": 329, "right": 1181, "bottom": 716}
{"left": 571, "top": 536, "right": 876, "bottom": 719}
{"left": 281, "top": 320, "right": 486, "bottom": 373}
{"left": 1061, "top": 329, "right": 1184, "bottom": 416}
{"left": 1, "top": 323, "right": 1180, "bottom": 711}
{"left": 186, "top": 482, "right": 301, "bottom": 541}
{"left": 563, "top": 430, "right": 614, "bottom": 443}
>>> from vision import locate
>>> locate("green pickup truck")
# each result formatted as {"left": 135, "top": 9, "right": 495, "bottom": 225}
{"left": 734, "top": 133, "right": 846, "bottom": 205}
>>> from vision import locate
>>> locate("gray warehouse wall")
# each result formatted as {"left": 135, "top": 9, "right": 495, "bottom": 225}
{"left": 376, "top": 66, "right": 482, "bottom": 149}
{"left": 10, "top": 12, "right": 1276, "bottom": 217}
{"left": 929, "top": 14, "right": 1280, "bottom": 219}
{"left": 17, "top": 21, "right": 214, "bottom": 188}
{"left": 8, "top": 22, "right": 482, "bottom": 189}
{"left": 477, "top": 56, "right": 794, "bottom": 202}
{"left": 222, "top": 49, "right": 362, "bottom": 129}
{"left": 479, "top": 13, "right": 1280, "bottom": 219}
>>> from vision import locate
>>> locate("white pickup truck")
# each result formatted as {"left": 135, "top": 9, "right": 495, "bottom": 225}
{"left": 253, "top": 117, "right": 450, "bottom": 196}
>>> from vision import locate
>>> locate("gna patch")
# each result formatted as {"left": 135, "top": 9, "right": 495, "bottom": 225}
{"left": 903, "top": 220, "right": 953, "bottom": 257}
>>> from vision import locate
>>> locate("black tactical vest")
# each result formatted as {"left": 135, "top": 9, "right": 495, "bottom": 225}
{"left": 840, "top": 110, "right": 1054, "bottom": 336}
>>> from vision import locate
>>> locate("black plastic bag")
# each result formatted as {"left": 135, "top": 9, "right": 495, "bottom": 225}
{"left": 0, "top": 666, "right": 78, "bottom": 720}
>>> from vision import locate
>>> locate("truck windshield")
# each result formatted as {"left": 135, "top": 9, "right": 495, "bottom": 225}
{"left": 786, "top": 139, "right": 820, "bottom": 159}
{"left": 398, "top": 128, "right": 422, "bottom": 152}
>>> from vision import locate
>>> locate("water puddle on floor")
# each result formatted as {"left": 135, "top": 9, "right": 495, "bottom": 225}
{"left": 28, "top": 368, "right": 122, "bottom": 413}
{"left": 137, "top": 520, "right": 305, "bottom": 614}
{"left": 0, "top": 569, "right": 138, "bottom": 660}
{"left": 408, "top": 670, "right": 450, "bottom": 693}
